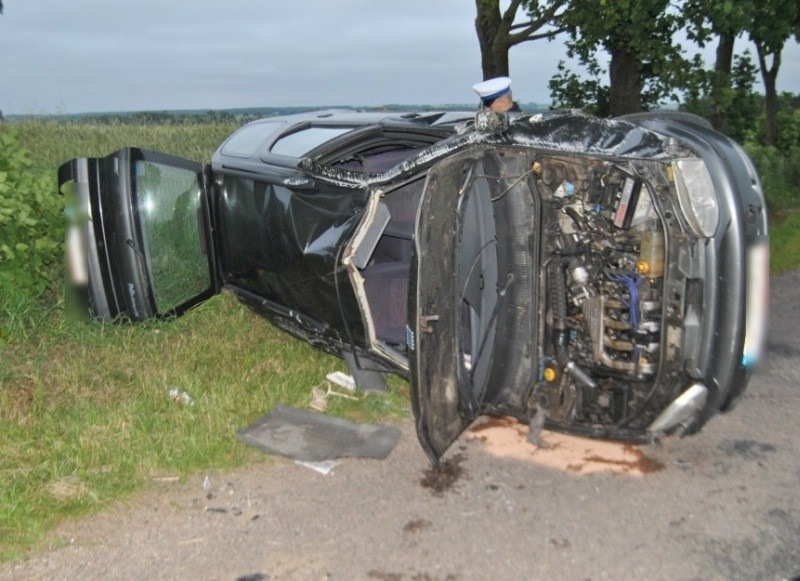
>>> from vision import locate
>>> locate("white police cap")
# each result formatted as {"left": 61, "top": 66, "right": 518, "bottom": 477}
{"left": 472, "top": 76, "right": 511, "bottom": 103}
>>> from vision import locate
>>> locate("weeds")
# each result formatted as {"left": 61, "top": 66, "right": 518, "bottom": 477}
{"left": 0, "top": 119, "right": 408, "bottom": 560}
{"left": 0, "top": 116, "right": 797, "bottom": 561}
{"left": 0, "top": 293, "right": 409, "bottom": 560}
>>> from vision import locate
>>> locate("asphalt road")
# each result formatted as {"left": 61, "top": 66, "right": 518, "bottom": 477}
{"left": 3, "top": 271, "right": 799, "bottom": 580}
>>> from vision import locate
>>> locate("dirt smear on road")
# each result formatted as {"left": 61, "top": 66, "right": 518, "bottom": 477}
{"left": 468, "top": 417, "right": 664, "bottom": 476}
{"left": 421, "top": 453, "right": 467, "bottom": 494}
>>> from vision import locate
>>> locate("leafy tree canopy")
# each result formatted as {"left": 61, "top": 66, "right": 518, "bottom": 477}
{"left": 550, "top": 0, "right": 689, "bottom": 116}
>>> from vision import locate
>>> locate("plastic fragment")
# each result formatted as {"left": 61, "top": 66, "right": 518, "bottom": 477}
{"left": 167, "top": 386, "right": 194, "bottom": 406}
{"left": 294, "top": 459, "right": 340, "bottom": 475}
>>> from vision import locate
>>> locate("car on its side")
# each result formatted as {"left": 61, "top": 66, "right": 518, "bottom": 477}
{"left": 60, "top": 107, "right": 769, "bottom": 463}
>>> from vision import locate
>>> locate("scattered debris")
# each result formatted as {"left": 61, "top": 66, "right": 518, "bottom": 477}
{"left": 308, "top": 380, "right": 359, "bottom": 412}
{"left": 526, "top": 404, "right": 548, "bottom": 448}
{"left": 150, "top": 475, "right": 180, "bottom": 483}
{"left": 294, "top": 459, "right": 340, "bottom": 475}
{"left": 550, "top": 538, "right": 572, "bottom": 549}
{"left": 236, "top": 573, "right": 269, "bottom": 581}
{"left": 718, "top": 439, "right": 776, "bottom": 460}
{"left": 309, "top": 387, "right": 328, "bottom": 412}
{"left": 367, "top": 570, "right": 403, "bottom": 581}
{"left": 167, "top": 386, "right": 194, "bottom": 406}
{"left": 202, "top": 471, "right": 212, "bottom": 499}
{"left": 326, "top": 371, "right": 356, "bottom": 391}
{"left": 238, "top": 406, "right": 401, "bottom": 462}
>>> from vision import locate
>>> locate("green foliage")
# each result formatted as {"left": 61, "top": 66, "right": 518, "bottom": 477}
{"left": 14, "top": 118, "right": 240, "bottom": 172}
{"left": 745, "top": 142, "right": 800, "bottom": 218}
{"left": 742, "top": 93, "right": 800, "bottom": 148}
{"left": 684, "top": 0, "right": 755, "bottom": 47}
{"left": 681, "top": 53, "right": 760, "bottom": 142}
{"left": 751, "top": 95, "right": 800, "bottom": 150}
{"left": 548, "top": 61, "right": 610, "bottom": 116}
{"left": 545, "top": 0, "right": 794, "bottom": 126}
{"left": 769, "top": 210, "right": 800, "bottom": 274}
{"left": 0, "top": 130, "right": 62, "bottom": 339}
{"left": 552, "top": 0, "right": 688, "bottom": 115}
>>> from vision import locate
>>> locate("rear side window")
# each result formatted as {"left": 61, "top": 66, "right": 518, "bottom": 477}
{"left": 270, "top": 127, "right": 354, "bottom": 157}
{"left": 221, "top": 121, "right": 285, "bottom": 157}
{"left": 134, "top": 160, "right": 210, "bottom": 312}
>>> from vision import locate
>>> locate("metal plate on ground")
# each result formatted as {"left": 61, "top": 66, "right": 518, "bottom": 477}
{"left": 237, "top": 406, "right": 402, "bottom": 462}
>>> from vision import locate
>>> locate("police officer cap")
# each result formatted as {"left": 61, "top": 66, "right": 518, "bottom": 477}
{"left": 472, "top": 76, "right": 511, "bottom": 103}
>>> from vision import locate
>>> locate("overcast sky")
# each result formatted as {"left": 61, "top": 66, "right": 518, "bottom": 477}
{"left": 1, "top": 0, "right": 798, "bottom": 115}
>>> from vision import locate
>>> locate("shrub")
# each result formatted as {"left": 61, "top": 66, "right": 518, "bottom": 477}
{"left": 744, "top": 143, "right": 800, "bottom": 219}
{"left": 0, "top": 129, "right": 63, "bottom": 340}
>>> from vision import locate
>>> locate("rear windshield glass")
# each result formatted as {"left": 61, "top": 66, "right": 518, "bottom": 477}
{"left": 270, "top": 126, "right": 354, "bottom": 157}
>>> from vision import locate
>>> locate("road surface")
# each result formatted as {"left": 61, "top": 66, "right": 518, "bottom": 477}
{"left": 3, "top": 271, "right": 799, "bottom": 580}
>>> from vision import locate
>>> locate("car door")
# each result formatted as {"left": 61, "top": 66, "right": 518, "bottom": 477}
{"left": 60, "top": 148, "right": 219, "bottom": 321}
{"left": 408, "top": 151, "right": 502, "bottom": 462}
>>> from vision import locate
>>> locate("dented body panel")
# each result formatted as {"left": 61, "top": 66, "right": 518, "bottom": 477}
{"left": 60, "top": 109, "right": 768, "bottom": 463}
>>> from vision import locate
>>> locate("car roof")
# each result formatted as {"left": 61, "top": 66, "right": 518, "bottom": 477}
{"left": 212, "top": 108, "right": 474, "bottom": 171}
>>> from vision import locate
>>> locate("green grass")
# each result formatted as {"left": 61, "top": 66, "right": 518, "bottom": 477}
{"left": 0, "top": 119, "right": 410, "bottom": 561}
{"left": 0, "top": 293, "right": 410, "bottom": 560}
{"left": 768, "top": 211, "right": 800, "bottom": 274}
{"left": 0, "top": 117, "right": 799, "bottom": 561}
{"left": 14, "top": 118, "right": 241, "bottom": 170}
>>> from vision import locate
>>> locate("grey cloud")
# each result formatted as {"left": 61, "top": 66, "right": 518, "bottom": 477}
{"left": 0, "top": 0, "right": 797, "bottom": 115}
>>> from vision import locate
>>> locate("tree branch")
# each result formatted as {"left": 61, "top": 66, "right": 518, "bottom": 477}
{"left": 513, "top": 27, "right": 567, "bottom": 44}
{"left": 507, "top": 2, "right": 566, "bottom": 46}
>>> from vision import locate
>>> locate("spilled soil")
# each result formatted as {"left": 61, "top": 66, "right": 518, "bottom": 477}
{"left": 468, "top": 416, "right": 664, "bottom": 476}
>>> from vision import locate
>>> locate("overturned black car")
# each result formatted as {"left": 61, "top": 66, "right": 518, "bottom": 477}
{"left": 60, "top": 108, "right": 769, "bottom": 462}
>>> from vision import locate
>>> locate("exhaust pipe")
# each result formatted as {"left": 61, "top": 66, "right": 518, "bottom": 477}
{"left": 647, "top": 382, "right": 708, "bottom": 433}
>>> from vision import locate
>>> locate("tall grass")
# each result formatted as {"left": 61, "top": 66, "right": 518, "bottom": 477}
{"left": 0, "top": 291, "right": 409, "bottom": 559}
{"left": 745, "top": 144, "right": 800, "bottom": 221}
{"left": 0, "top": 118, "right": 409, "bottom": 561}
{"left": 15, "top": 118, "right": 240, "bottom": 170}
{"left": 0, "top": 116, "right": 798, "bottom": 561}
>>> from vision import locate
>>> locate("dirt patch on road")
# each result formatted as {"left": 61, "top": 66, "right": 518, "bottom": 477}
{"left": 468, "top": 416, "right": 664, "bottom": 476}
{"left": 420, "top": 453, "right": 467, "bottom": 494}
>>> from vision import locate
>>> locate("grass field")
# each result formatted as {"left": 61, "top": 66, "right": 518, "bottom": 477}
{"left": 1, "top": 119, "right": 410, "bottom": 561}
{"left": 1, "top": 117, "right": 798, "bottom": 561}
{"left": 1, "top": 292, "right": 410, "bottom": 560}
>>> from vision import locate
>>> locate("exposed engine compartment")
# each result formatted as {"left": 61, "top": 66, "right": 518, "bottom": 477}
{"left": 531, "top": 155, "right": 673, "bottom": 431}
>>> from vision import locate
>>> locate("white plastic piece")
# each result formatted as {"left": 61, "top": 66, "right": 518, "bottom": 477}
{"left": 294, "top": 459, "right": 340, "bottom": 475}
{"left": 326, "top": 371, "right": 356, "bottom": 391}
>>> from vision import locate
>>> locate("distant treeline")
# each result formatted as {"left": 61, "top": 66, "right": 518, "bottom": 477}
{"left": 4, "top": 103, "right": 551, "bottom": 124}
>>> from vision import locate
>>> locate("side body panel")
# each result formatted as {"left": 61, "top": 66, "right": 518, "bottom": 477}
{"left": 215, "top": 173, "right": 371, "bottom": 348}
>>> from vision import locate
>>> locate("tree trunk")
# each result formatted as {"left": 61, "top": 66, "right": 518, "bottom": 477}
{"left": 475, "top": 0, "right": 510, "bottom": 78}
{"left": 710, "top": 32, "right": 735, "bottom": 133}
{"left": 608, "top": 47, "right": 643, "bottom": 116}
{"left": 756, "top": 44, "right": 781, "bottom": 146}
